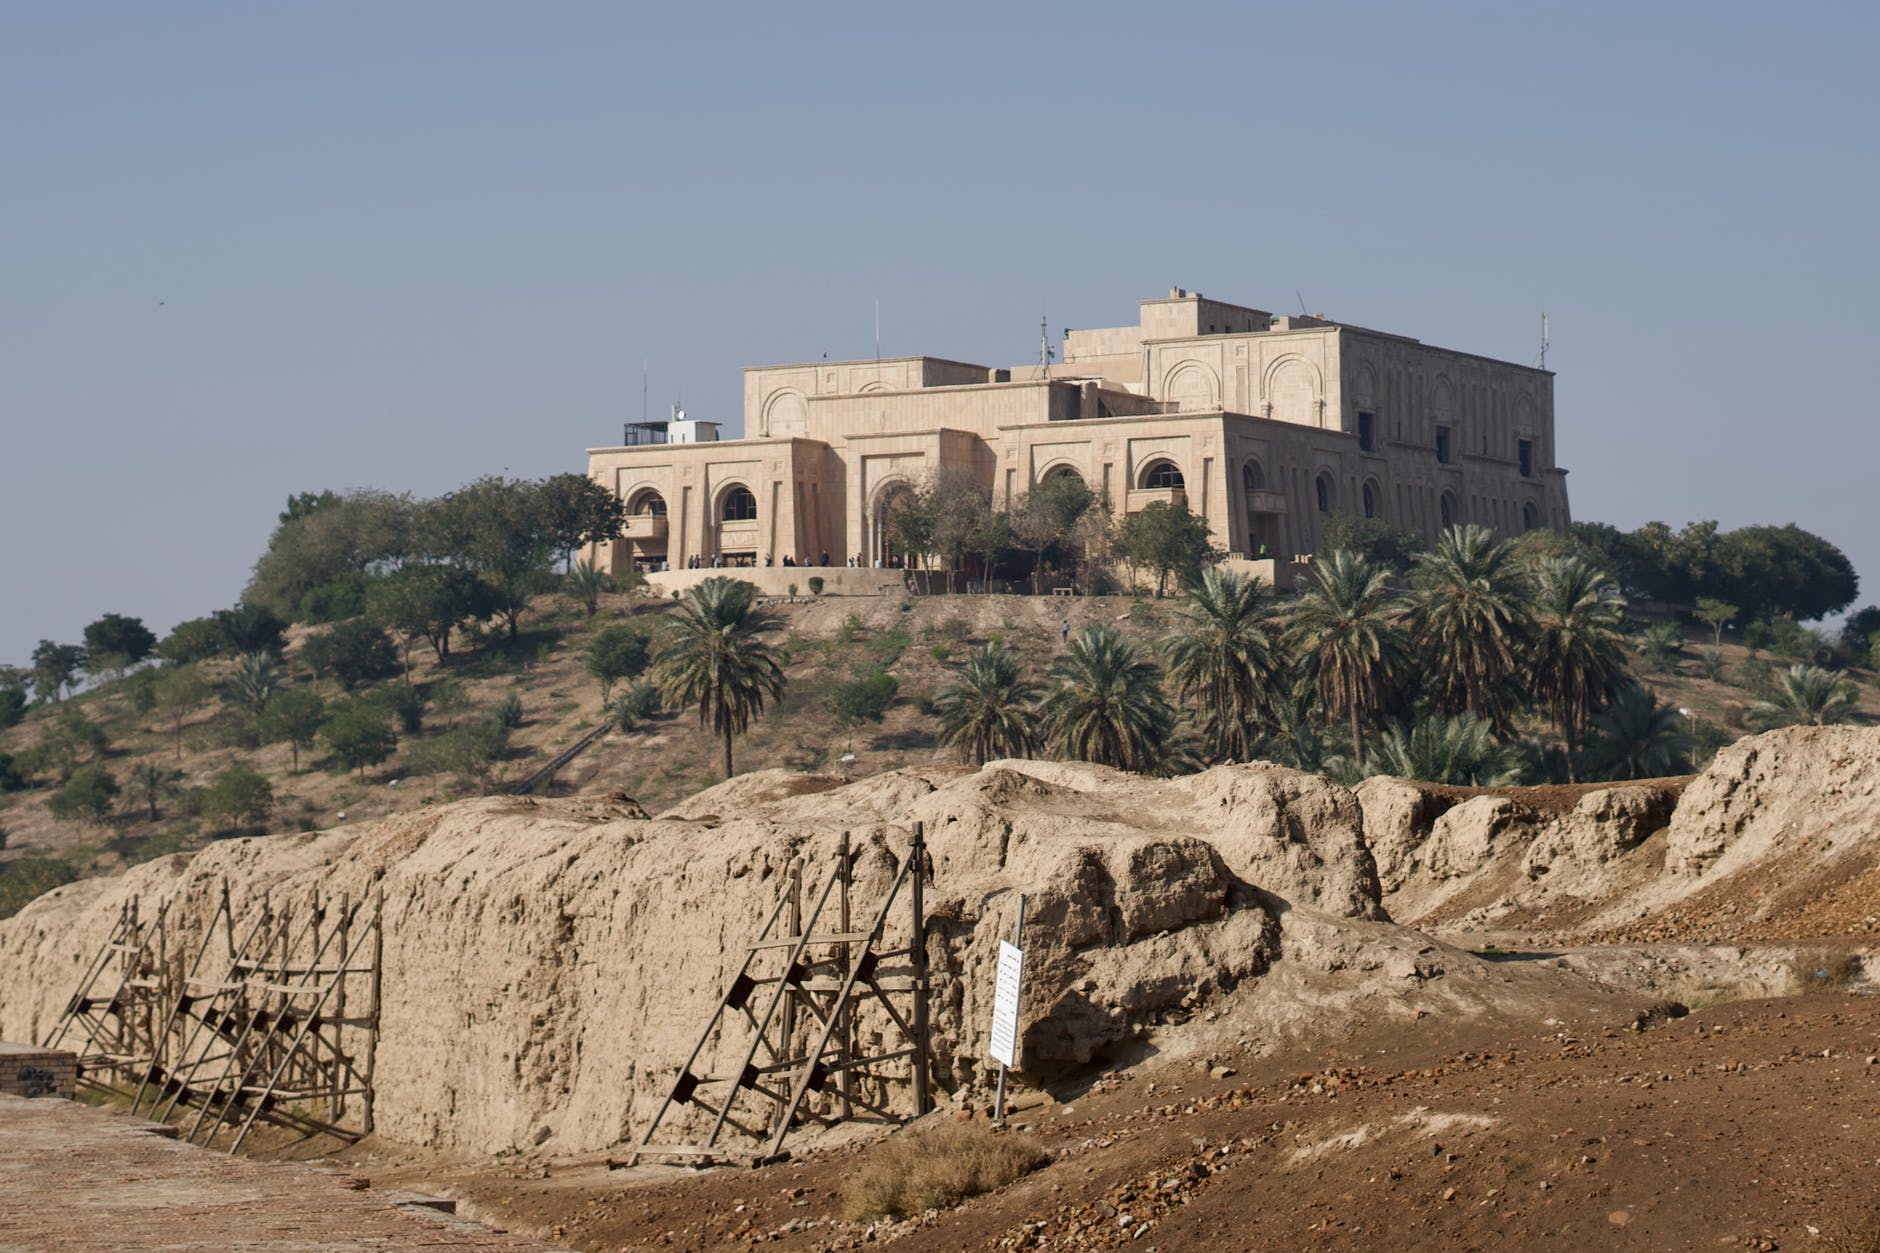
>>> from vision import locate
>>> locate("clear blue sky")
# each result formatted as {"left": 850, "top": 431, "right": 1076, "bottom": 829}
{"left": 4, "top": 1, "right": 1876, "bottom": 664}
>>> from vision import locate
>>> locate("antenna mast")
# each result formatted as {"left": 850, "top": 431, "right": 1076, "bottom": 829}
{"left": 1036, "top": 311, "right": 1054, "bottom": 379}
{"left": 1538, "top": 311, "right": 1550, "bottom": 370}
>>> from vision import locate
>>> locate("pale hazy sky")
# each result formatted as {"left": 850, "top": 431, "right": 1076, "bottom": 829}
{"left": 4, "top": 2, "right": 1877, "bottom": 664}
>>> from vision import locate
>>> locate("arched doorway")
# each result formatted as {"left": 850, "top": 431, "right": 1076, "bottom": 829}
{"left": 872, "top": 481, "right": 914, "bottom": 568}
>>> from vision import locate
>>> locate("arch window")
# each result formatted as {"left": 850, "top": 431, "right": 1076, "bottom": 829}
{"left": 1139, "top": 459, "right": 1185, "bottom": 490}
{"left": 1241, "top": 460, "right": 1265, "bottom": 492}
{"left": 1362, "top": 481, "right": 1379, "bottom": 519}
{"left": 720, "top": 486, "right": 758, "bottom": 522}
{"left": 1044, "top": 465, "right": 1085, "bottom": 484}
{"left": 1315, "top": 473, "right": 1334, "bottom": 515}
{"left": 628, "top": 489, "right": 667, "bottom": 517}
{"left": 1439, "top": 491, "right": 1457, "bottom": 529}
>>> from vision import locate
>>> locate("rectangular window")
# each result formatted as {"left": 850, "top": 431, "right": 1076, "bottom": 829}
{"left": 1435, "top": 426, "right": 1452, "bottom": 464}
{"left": 1357, "top": 411, "right": 1375, "bottom": 452}
{"left": 1519, "top": 439, "right": 1534, "bottom": 478}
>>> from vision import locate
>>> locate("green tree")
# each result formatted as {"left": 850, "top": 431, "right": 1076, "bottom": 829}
{"left": 199, "top": 764, "right": 275, "bottom": 832}
{"left": 321, "top": 701, "right": 398, "bottom": 779}
{"left": 1693, "top": 598, "right": 1738, "bottom": 648}
{"left": 1406, "top": 525, "right": 1533, "bottom": 731}
{"left": 1160, "top": 568, "right": 1282, "bottom": 764}
{"left": 415, "top": 716, "right": 510, "bottom": 794}
{"left": 261, "top": 687, "right": 327, "bottom": 771}
{"left": 1837, "top": 606, "right": 1880, "bottom": 654}
{"left": 566, "top": 558, "right": 614, "bottom": 616}
{"left": 1527, "top": 556, "right": 1631, "bottom": 782}
{"left": 0, "top": 685, "right": 24, "bottom": 731}
{"left": 829, "top": 669, "right": 898, "bottom": 746}
{"left": 154, "top": 664, "right": 211, "bottom": 760}
{"left": 30, "top": 640, "right": 86, "bottom": 702}
{"left": 1039, "top": 625, "right": 1178, "bottom": 772}
{"left": 934, "top": 644, "right": 1042, "bottom": 766}
{"left": 47, "top": 763, "right": 118, "bottom": 826}
{"left": 213, "top": 604, "right": 288, "bottom": 657}
{"left": 156, "top": 617, "right": 224, "bottom": 665}
{"left": 1284, "top": 550, "right": 1405, "bottom": 767}
{"left": 536, "top": 472, "right": 627, "bottom": 573}
{"left": 1365, "top": 711, "right": 1519, "bottom": 785}
{"left": 1581, "top": 686, "right": 1694, "bottom": 781}
{"left": 420, "top": 476, "right": 556, "bottom": 638}
{"left": 82, "top": 613, "right": 157, "bottom": 676}
{"left": 1319, "top": 511, "right": 1424, "bottom": 574}
{"left": 43, "top": 705, "right": 109, "bottom": 780}
{"left": 366, "top": 563, "right": 495, "bottom": 665}
{"left": 301, "top": 620, "right": 400, "bottom": 689}
{"left": 128, "top": 761, "right": 182, "bottom": 821}
{"left": 244, "top": 488, "right": 417, "bottom": 619}
{"left": 1749, "top": 664, "right": 1860, "bottom": 727}
{"left": 1712, "top": 524, "right": 1858, "bottom": 623}
{"left": 585, "top": 624, "right": 650, "bottom": 700}
{"left": 651, "top": 577, "right": 787, "bottom": 779}
{"left": 1009, "top": 474, "right": 1096, "bottom": 592}
{"left": 1112, "top": 501, "right": 1217, "bottom": 597}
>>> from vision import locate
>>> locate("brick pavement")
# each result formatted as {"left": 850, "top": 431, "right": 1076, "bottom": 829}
{"left": 0, "top": 1095, "right": 556, "bottom": 1251}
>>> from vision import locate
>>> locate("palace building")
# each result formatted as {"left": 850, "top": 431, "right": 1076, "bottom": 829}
{"left": 585, "top": 287, "right": 1569, "bottom": 588}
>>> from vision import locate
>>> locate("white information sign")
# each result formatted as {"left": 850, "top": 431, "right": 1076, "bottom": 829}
{"left": 988, "top": 940, "right": 1024, "bottom": 1068}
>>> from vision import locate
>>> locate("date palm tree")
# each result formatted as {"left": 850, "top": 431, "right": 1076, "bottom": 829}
{"left": 934, "top": 643, "right": 1043, "bottom": 765}
{"left": 1284, "top": 550, "right": 1405, "bottom": 767}
{"left": 1407, "top": 525, "right": 1532, "bottom": 731}
{"left": 1581, "top": 685, "right": 1694, "bottom": 780}
{"left": 1365, "top": 710, "right": 1520, "bottom": 786}
{"left": 565, "top": 557, "right": 613, "bottom": 616}
{"left": 651, "top": 576, "right": 786, "bottom": 779}
{"left": 1161, "top": 568, "right": 1283, "bottom": 764}
{"left": 1527, "top": 556, "right": 1630, "bottom": 781}
{"left": 1039, "top": 625, "right": 1178, "bottom": 772}
{"left": 1750, "top": 664, "right": 1859, "bottom": 727}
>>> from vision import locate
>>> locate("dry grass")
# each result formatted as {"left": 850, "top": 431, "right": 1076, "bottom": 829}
{"left": 841, "top": 1120, "right": 1049, "bottom": 1222}
{"left": 1789, "top": 947, "right": 1866, "bottom": 993}
{"left": 1824, "top": 1200, "right": 1880, "bottom": 1253}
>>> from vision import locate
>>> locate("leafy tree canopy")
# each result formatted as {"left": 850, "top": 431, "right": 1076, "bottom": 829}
{"left": 157, "top": 617, "right": 225, "bottom": 666}
{"left": 244, "top": 489, "right": 417, "bottom": 619}
{"left": 82, "top": 613, "right": 156, "bottom": 672}
{"left": 302, "top": 620, "right": 400, "bottom": 689}
{"left": 1320, "top": 511, "right": 1424, "bottom": 574}
{"left": 1112, "top": 501, "right": 1218, "bottom": 597}
{"left": 585, "top": 625, "right": 650, "bottom": 700}
{"left": 537, "top": 472, "right": 626, "bottom": 572}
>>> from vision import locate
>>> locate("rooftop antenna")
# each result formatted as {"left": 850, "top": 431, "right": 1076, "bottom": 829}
{"left": 1295, "top": 290, "right": 1310, "bottom": 317}
{"left": 1538, "top": 310, "right": 1550, "bottom": 370}
{"left": 1034, "top": 309, "right": 1055, "bottom": 380}
{"left": 641, "top": 360, "right": 648, "bottom": 424}
{"left": 875, "top": 299, "right": 881, "bottom": 363}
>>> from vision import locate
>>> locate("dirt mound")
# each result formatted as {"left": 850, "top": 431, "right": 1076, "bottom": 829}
{"left": 0, "top": 759, "right": 1380, "bottom": 1156}
{"left": 1358, "top": 727, "right": 1880, "bottom": 942}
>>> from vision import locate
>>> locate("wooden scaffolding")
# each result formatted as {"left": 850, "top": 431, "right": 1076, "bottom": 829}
{"left": 42, "top": 896, "right": 170, "bottom": 1096}
{"left": 47, "top": 881, "right": 382, "bottom": 1153}
{"left": 628, "top": 822, "right": 935, "bottom": 1167}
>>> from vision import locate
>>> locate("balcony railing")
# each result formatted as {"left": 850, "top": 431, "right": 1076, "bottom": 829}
{"left": 623, "top": 514, "right": 669, "bottom": 540}
{"left": 1245, "top": 490, "right": 1287, "bottom": 514}
{"left": 1124, "top": 486, "right": 1188, "bottom": 513}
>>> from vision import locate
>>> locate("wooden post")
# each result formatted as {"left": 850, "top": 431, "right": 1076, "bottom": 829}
{"left": 908, "top": 821, "right": 931, "bottom": 1117}
{"left": 837, "top": 832, "right": 853, "bottom": 1123}
{"left": 364, "top": 889, "right": 382, "bottom": 1135}
{"left": 333, "top": 892, "right": 350, "bottom": 1121}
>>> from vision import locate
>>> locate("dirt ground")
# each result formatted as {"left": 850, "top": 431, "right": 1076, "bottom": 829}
{"left": 345, "top": 987, "right": 1879, "bottom": 1253}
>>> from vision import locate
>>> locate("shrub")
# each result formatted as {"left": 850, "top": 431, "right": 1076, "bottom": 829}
{"left": 939, "top": 615, "right": 972, "bottom": 642}
{"left": 829, "top": 669, "right": 898, "bottom": 731}
{"left": 0, "top": 686, "right": 24, "bottom": 730}
{"left": 608, "top": 680, "right": 661, "bottom": 730}
{"left": 198, "top": 764, "right": 275, "bottom": 832}
{"left": 47, "top": 763, "right": 118, "bottom": 826}
{"left": 1789, "top": 948, "right": 1864, "bottom": 993}
{"left": 303, "top": 620, "right": 400, "bottom": 689}
{"left": 378, "top": 682, "right": 428, "bottom": 735}
{"left": 931, "top": 644, "right": 953, "bottom": 663}
{"left": 585, "top": 625, "right": 650, "bottom": 700}
{"left": 787, "top": 582, "right": 799, "bottom": 597}
{"left": 808, "top": 576, "right": 825, "bottom": 596}
{"left": 296, "top": 573, "right": 376, "bottom": 624}
{"left": 495, "top": 693, "right": 525, "bottom": 728}
{"left": 841, "top": 1122, "right": 1048, "bottom": 1222}
{"left": 837, "top": 612, "right": 864, "bottom": 644}
{"left": 321, "top": 701, "right": 397, "bottom": 779}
